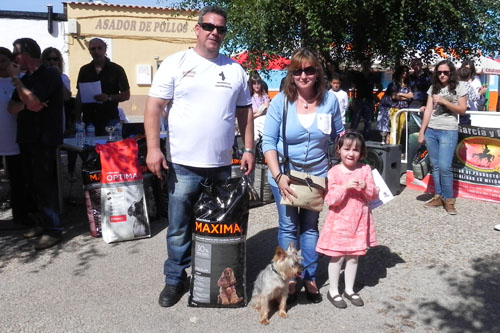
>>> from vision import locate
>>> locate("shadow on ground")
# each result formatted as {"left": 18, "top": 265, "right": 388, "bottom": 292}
{"left": 246, "top": 226, "right": 279, "bottom": 294}
{"left": 376, "top": 254, "right": 500, "bottom": 332}
{"left": 316, "top": 245, "right": 406, "bottom": 293}
{"left": 417, "top": 255, "right": 500, "bottom": 332}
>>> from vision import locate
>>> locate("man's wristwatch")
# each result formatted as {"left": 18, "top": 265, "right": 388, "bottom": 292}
{"left": 243, "top": 148, "right": 254, "bottom": 154}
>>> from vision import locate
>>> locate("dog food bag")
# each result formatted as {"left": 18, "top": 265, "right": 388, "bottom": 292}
{"left": 84, "top": 184, "right": 102, "bottom": 237}
{"left": 81, "top": 147, "right": 103, "bottom": 237}
{"left": 96, "top": 139, "right": 151, "bottom": 243}
{"left": 188, "top": 177, "right": 249, "bottom": 308}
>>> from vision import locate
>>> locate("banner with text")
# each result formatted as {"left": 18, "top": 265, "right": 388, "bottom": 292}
{"left": 407, "top": 124, "right": 500, "bottom": 203}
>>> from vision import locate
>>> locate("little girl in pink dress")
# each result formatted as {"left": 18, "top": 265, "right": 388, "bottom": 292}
{"left": 316, "top": 131, "right": 379, "bottom": 308}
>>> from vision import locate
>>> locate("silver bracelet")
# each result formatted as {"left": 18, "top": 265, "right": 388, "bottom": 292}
{"left": 243, "top": 148, "right": 254, "bottom": 154}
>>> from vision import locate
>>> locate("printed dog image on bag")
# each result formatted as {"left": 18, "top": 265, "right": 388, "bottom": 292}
{"left": 128, "top": 197, "right": 150, "bottom": 237}
{"left": 217, "top": 267, "right": 243, "bottom": 305}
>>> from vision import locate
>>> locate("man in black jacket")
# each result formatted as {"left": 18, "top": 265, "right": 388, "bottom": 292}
{"left": 8, "top": 38, "right": 63, "bottom": 250}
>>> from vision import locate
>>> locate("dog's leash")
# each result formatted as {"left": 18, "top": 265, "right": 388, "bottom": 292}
{"left": 301, "top": 254, "right": 325, "bottom": 270}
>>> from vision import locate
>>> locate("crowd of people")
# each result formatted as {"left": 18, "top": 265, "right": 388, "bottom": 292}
{"left": 0, "top": 5, "right": 497, "bottom": 315}
{"left": 0, "top": 36, "right": 130, "bottom": 250}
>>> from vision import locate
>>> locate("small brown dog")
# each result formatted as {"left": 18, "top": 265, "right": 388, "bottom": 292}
{"left": 250, "top": 243, "right": 302, "bottom": 325}
{"left": 217, "top": 267, "right": 243, "bottom": 305}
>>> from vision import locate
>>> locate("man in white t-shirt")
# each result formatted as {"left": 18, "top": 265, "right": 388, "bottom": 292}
{"left": 329, "top": 72, "right": 349, "bottom": 125}
{"left": 145, "top": 6, "right": 254, "bottom": 308}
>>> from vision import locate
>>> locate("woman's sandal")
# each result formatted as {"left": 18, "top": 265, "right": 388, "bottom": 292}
{"left": 327, "top": 292, "right": 347, "bottom": 309}
{"left": 343, "top": 292, "right": 364, "bottom": 306}
{"left": 304, "top": 281, "right": 322, "bottom": 304}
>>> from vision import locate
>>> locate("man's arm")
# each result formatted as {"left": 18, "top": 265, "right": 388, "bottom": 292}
{"left": 145, "top": 96, "right": 169, "bottom": 179}
{"left": 236, "top": 105, "right": 255, "bottom": 175}
{"left": 7, "top": 99, "right": 25, "bottom": 115}
{"left": 94, "top": 90, "right": 130, "bottom": 103}
{"left": 8, "top": 77, "right": 45, "bottom": 113}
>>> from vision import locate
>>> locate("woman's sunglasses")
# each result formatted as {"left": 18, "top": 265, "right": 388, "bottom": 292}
{"left": 292, "top": 66, "right": 317, "bottom": 76}
{"left": 437, "top": 70, "right": 450, "bottom": 76}
{"left": 47, "top": 57, "right": 59, "bottom": 62}
{"left": 200, "top": 22, "right": 227, "bottom": 34}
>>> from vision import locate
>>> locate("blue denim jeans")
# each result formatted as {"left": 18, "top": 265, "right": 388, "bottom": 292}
{"left": 164, "top": 162, "right": 231, "bottom": 286}
{"left": 270, "top": 185, "right": 319, "bottom": 281}
{"left": 424, "top": 128, "right": 458, "bottom": 199}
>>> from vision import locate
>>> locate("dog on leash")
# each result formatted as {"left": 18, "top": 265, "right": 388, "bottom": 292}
{"left": 250, "top": 243, "right": 303, "bottom": 325}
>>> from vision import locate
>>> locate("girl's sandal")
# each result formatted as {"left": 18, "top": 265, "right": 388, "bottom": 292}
{"left": 327, "top": 292, "right": 347, "bottom": 309}
{"left": 343, "top": 292, "right": 364, "bottom": 306}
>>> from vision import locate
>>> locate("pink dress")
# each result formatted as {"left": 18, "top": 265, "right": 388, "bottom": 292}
{"left": 316, "top": 163, "right": 379, "bottom": 257}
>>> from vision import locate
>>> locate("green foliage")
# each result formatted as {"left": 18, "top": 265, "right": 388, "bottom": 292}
{"left": 171, "top": 0, "right": 500, "bottom": 69}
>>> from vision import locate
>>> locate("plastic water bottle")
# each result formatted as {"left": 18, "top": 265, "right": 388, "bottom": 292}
{"left": 86, "top": 123, "right": 95, "bottom": 146}
{"left": 113, "top": 122, "right": 122, "bottom": 141}
{"left": 75, "top": 122, "right": 85, "bottom": 146}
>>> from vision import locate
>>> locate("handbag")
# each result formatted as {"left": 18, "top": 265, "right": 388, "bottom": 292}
{"left": 278, "top": 97, "right": 326, "bottom": 212}
{"left": 412, "top": 143, "right": 430, "bottom": 180}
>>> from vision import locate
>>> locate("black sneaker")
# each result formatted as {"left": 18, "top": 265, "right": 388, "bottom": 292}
{"left": 158, "top": 283, "right": 187, "bottom": 307}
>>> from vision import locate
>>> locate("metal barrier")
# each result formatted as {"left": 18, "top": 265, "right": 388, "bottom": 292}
{"left": 390, "top": 108, "right": 500, "bottom": 164}
{"left": 389, "top": 108, "right": 421, "bottom": 164}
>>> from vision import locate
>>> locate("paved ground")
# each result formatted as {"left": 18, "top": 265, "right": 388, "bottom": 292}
{"left": 1, "top": 159, "right": 499, "bottom": 333}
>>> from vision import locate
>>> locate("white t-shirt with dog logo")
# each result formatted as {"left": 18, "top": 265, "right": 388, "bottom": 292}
{"left": 149, "top": 49, "right": 251, "bottom": 167}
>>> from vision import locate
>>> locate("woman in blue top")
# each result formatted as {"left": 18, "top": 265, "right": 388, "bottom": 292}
{"left": 262, "top": 48, "right": 344, "bottom": 304}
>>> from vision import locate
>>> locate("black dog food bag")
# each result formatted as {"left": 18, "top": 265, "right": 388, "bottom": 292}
{"left": 81, "top": 146, "right": 103, "bottom": 237}
{"left": 189, "top": 177, "right": 249, "bottom": 308}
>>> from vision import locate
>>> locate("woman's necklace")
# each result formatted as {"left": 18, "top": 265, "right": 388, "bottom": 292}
{"left": 297, "top": 96, "right": 315, "bottom": 109}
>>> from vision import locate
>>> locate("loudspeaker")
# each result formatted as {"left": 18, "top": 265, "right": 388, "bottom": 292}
{"left": 365, "top": 141, "right": 402, "bottom": 195}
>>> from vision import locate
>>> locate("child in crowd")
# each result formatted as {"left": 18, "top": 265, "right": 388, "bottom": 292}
{"left": 316, "top": 131, "right": 379, "bottom": 309}
{"left": 249, "top": 72, "right": 270, "bottom": 141}
{"left": 329, "top": 73, "right": 349, "bottom": 126}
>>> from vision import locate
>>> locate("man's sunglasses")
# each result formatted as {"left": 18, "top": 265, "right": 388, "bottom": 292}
{"left": 200, "top": 22, "right": 227, "bottom": 34}
{"left": 292, "top": 66, "right": 317, "bottom": 76}
{"left": 437, "top": 70, "right": 450, "bottom": 76}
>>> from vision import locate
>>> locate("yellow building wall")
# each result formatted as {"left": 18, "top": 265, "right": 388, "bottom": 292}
{"left": 66, "top": 3, "right": 198, "bottom": 118}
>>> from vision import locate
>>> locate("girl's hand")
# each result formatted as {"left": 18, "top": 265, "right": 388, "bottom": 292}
{"left": 356, "top": 180, "right": 366, "bottom": 189}
{"left": 344, "top": 179, "right": 359, "bottom": 190}
{"left": 433, "top": 94, "right": 450, "bottom": 107}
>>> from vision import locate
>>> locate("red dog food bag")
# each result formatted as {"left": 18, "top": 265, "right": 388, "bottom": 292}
{"left": 95, "top": 139, "right": 151, "bottom": 243}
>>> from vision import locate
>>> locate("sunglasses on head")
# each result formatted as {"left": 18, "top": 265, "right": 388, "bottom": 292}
{"left": 292, "top": 66, "right": 317, "bottom": 76}
{"left": 200, "top": 22, "right": 227, "bottom": 34}
{"left": 437, "top": 70, "right": 450, "bottom": 76}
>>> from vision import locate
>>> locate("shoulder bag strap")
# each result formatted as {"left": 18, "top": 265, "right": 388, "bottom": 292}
{"left": 282, "top": 97, "right": 289, "bottom": 174}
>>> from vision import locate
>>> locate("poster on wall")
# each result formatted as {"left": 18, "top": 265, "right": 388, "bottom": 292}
{"left": 406, "top": 124, "right": 500, "bottom": 204}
